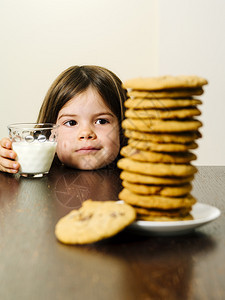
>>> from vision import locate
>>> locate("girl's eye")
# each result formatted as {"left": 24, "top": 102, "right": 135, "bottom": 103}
{"left": 95, "top": 119, "right": 109, "bottom": 125}
{"left": 64, "top": 120, "right": 77, "bottom": 126}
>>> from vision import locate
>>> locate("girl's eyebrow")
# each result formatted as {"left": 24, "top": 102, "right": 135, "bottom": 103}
{"left": 58, "top": 113, "right": 77, "bottom": 120}
{"left": 93, "top": 112, "right": 115, "bottom": 118}
{"left": 58, "top": 112, "right": 115, "bottom": 120}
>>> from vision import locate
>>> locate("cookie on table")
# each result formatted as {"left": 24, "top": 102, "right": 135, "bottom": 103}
{"left": 122, "top": 118, "right": 202, "bottom": 132}
{"left": 122, "top": 180, "right": 192, "bottom": 197}
{"left": 123, "top": 75, "right": 208, "bottom": 90}
{"left": 120, "top": 145, "right": 197, "bottom": 163}
{"left": 124, "top": 129, "right": 202, "bottom": 143}
{"left": 124, "top": 98, "right": 202, "bottom": 109}
{"left": 55, "top": 199, "right": 136, "bottom": 244}
{"left": 128, "top": 139, "right": 198, "bottom": 152}
{"left": 127, "top": 88, "right": 204, "bottom": 99}
{"left": 125, "top": 107, "right": 201, "bottom": 120}
{"left": 119, "top": 188, "right": 196, "bottom": 209}
{"left": 117, "top": 158, "right": 197, "bottom": 177}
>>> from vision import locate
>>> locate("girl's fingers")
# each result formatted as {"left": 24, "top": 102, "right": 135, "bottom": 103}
{"left": 0, "top": 146, "right": 16, "bottom": 160}
{"left": 0, "top": 138, "right": 19, "bottom": 173}
{"left": 0, "top": 138, "right": 16, "bottom": 159}
{"left": 0, "top": 156, "right": 19, "bottom": 173}
{"left": 0, "top": 137, "right": 12, "bottom": 149}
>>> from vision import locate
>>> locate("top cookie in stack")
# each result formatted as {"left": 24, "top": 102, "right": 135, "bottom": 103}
{"left": 118, "top": 75, "right": 208, "bottom": 221}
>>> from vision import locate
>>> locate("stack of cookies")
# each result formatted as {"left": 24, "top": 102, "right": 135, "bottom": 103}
{"left": 118, "top": 75, "right": 208, "bottom": 221}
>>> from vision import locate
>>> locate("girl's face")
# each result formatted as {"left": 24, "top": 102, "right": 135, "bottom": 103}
{"left": 56, "top": 86, "right": 120, "bottom": 170}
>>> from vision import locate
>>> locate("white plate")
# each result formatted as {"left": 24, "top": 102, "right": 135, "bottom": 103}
{"left": 128, "top": 202, "right": 221, "bottom": 235}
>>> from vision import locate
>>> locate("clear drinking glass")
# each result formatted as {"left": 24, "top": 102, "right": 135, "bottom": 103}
{"left": 8, "top": 123, "right": 58, "bottom": 178}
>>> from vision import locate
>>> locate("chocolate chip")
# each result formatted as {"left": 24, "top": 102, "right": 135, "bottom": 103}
{"left": 79, "top": 213, "right": 93, "bottom": 221}
{"left": 110, "top": 212, "right": 125, "bottom": 218}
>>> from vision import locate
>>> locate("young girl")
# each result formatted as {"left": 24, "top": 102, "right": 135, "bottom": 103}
{"left": 0, "top": 65, "right": 127, "bottom": 173}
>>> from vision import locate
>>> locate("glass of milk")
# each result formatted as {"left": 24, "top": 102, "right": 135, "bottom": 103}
{"left": 8, "top": 123, "right": 58, "bottom": 178}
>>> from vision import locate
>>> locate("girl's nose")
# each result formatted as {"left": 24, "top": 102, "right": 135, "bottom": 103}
{"left": 78, "top": 128, "right": 97, "bottom": 140}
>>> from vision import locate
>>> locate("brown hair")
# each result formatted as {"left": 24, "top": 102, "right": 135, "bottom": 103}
{"left": 38, "top": 65, "right": 126, "bottom": 121}
{"left": 37, "top": 65, "right": 127, "bottom": 147}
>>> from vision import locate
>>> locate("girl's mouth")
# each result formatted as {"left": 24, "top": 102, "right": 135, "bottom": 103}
{"left": 75, "top": 147, "right": 101, "bottom": 154}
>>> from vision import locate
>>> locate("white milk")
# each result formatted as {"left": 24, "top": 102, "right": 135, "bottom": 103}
{"left": 12, "top": 140, "right": 57, "bottom": 175}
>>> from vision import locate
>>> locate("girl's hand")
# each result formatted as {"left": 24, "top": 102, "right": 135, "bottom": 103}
{"left": 0, "top": 138, "right": 20, "bottom": 173}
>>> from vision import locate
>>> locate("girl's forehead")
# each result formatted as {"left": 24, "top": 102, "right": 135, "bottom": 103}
{"left": 59, "top": 86, "right": 112, "bottom": 113}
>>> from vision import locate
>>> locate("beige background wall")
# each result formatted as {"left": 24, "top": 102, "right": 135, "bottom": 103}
{"left": 158, "top": 0, "right": 225, "bottom": 165}
{"left": 1, "top": 0, "right": 225, "bottom": 165}
{"left": 0, "top": 0, "right": 158, "bottom": 133}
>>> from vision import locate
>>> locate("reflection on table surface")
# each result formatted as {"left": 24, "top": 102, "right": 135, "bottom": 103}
{"left": 49, "top": 164, "right": 122, "bottom": 216}
{"left": 0, "top": 166, "right": 225, "bottom": 300}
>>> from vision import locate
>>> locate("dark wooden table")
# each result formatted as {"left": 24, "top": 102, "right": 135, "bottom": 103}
{"left": 0, "top": 165, "right": 224, "bottom": 300}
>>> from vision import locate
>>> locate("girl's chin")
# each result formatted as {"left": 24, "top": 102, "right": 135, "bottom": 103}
{"left": 63, "top": 157, "right": 115, "bottom": 170}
